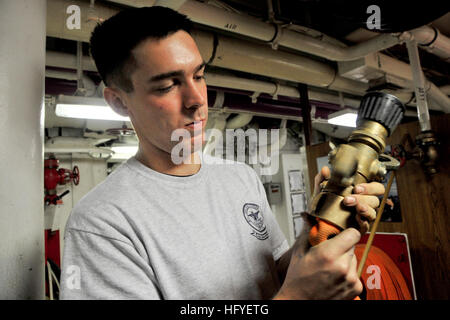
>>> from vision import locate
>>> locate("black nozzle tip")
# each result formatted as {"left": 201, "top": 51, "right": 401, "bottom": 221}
{"left": 357, "top": 92, "right": 405, "bottom": 136}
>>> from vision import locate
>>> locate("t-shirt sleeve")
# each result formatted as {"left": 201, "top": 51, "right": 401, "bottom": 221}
{"left": 60, "top": 228, "right": 161, "bottom": 300}
{"left": 261, "top": 193, "right": 290, "bottom": 262}
{"left": 250, "top": 167, "right": 290, "bottom": 262}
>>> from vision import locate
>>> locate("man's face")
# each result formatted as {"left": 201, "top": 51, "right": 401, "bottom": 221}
{"left": 123, "top": 30, "right": 208, "bottom": 160}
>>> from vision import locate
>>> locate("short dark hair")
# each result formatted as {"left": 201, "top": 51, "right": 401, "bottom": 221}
{"left": 90, "top": 6, "right": 193, "bottom": 92}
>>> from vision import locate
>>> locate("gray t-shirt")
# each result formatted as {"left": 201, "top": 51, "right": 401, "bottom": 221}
{"left": 60, "top": 154, "right": 289, "bottom": 300}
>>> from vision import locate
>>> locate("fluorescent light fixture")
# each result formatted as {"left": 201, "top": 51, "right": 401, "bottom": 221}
{"left": 55, "top": 95, "right": 130, "bottom": 121}
{"left": 327, "top": 109, "right": 358, "bottom": 127}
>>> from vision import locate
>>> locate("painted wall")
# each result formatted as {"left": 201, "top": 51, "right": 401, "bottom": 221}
{"left": 0, "top": 0, "right": 47, "bottom": 300}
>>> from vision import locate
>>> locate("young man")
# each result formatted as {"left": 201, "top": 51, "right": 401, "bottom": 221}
{"left": 60, "top": 6, "right": 384, "bottom": 300}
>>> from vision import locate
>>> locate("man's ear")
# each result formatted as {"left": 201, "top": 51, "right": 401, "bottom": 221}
{"left": 103, "top": 87, "right": 130, "bottom": 117}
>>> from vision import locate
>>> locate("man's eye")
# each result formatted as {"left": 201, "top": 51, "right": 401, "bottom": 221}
{"left": 195, "top": 74, "right": 206, "bottom": 81}
{"left": 155, "top": 80, "right": 179, "bottom": 93}
{"left": 156, "top": 85, "right": 174, "bottom": 93}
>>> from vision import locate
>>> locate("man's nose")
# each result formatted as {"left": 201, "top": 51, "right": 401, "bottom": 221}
{"left": 183, "top": 80, "right": 206, "bottom": 109}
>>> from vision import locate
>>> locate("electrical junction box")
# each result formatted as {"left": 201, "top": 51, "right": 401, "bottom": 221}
{"left": 264, "top": 183, "right": 282, "bottom": 205}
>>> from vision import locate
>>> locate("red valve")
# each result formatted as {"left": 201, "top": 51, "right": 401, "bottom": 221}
{"left": 44, "top": 155, "right": 80, "bottom": 205}
{"left": 72, "top": 166, "right": 80, "bottom": 185}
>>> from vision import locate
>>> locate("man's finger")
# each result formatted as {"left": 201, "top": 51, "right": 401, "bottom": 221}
{"left": 319, "top": 228, "right": 361, "bottom": 258}
{"left": 343, "top": 195, "right": 380, "bottom": 209}
{"left": 356, "top": 214, "right": 370, "bottom": 234}
{"left": 321, "top": 166, "right": 331, "bottom": 180}
{"left": 357, "top": 205, "right": 376, "bottom": 222}
{"left": 315, "top": 166, "right": 330, "bottom": 186}
{"left": 353, "top": 182, "right": 385, "bottom": 196}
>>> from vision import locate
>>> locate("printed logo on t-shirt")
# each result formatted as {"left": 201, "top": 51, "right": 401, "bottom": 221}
{"left": 242, "top": 203, "right": 269, "bottom": 240}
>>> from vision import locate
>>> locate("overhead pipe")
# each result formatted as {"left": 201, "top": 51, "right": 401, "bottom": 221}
{"left": 106, "top": 0, "right": 450, "bottom": 62}
{"left": 363, "top": 52, "right": 450, "bottom": 112}
{"left": 213, "top": 88, "right": 339, "bottom": 120}
{"left": 46, "top": 36, "right": 367, "bottom": 100}
{"left": 176, "top": 1, "right": 450, "bottom": 62}
{"left": 405, "top": 26, "right": 450, "bottom": 62}
{"left": 44, "top": 49, "right": 442, "bottom": 114}
{"left": 262, "top": 119, "right": 288, "bottom": 151}
{"left": 427, "top": 82, "right": 450, "bottom": 113}
{"left": 46, "top": 0, "right": 447, "bottom": 110}
{"left": 45, "top": 137, "right": 115, "bottom": 154}
{"left": 104, "top": 1, "right": 449, "bottom": 106}
{"left": 250, "top": 119, "right": 288, "bottom": 174}
{"left": 225, "top": 114, "right": 254, "bottom": 129}
{"left": 45, "top": 51, "right": 362, "bottom": 108}
{"left": 205, "top": 72, "right": 361, "bottom": 108}
{"left": 193, "top": 30, "right": 368, "bottom": 96}
{"left": 176, "top": 0, "right": 401, "bottom": 61}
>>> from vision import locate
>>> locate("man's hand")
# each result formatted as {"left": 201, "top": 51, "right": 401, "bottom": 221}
{"left": 274, "top": 228, "right": 363, "bottom": 300}
{"left": 273, "top": 166, "right": 386, "bottom": 299}
{"left": 312, "top": 166, "right": 385, "bottom": 234}
{"left": 343, "top": 181, "right": 385, "bottom": 234}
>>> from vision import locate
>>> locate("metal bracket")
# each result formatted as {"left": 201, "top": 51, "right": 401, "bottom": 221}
{"left": 270, "top": 24, "right": 283, "bottom": 50}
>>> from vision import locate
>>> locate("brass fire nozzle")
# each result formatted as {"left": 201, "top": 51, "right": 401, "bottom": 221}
{"left": 309, "top": 92, "right": 405, "bottom": 230}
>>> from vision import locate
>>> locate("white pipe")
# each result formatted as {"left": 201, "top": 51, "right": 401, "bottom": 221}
{"left": 44, "top": 147, "right": 114, "bottom": 155}
{"left": 0, "top": 0, "right": 46, "bottom": 300}
{"left": 205, "top": 72, "right": 361, "bottom": 108}
{"left": 406, "top": 40, "right": 431, "bottom": 131}
{"left": 428, "top": 82, "right": 450, "bottom": 113}
{"left": 211, "top": 107, "right": 302, "bottom": 122}
{"left": 226, "top": 114, "right": 253, "bottom": 129}
{"left": 258, "top": 119, "right": 288, "bottom": 154}
{"left": 177, "top": 1, "right": 450, "bottom": 62}
{"left": 193, "top": 30, "right": 368, "bottom": 95}
{"left": 46, "top": 34, "right": 368, "bottom": 99}
{"left": 180, "top": 0, "right": 275, "bottom": 42}
{"left": 408, "top": 26, "right": 450, "bottom": 62}
{"left": 178, "top": 0, "right": 400, "bottom": 61}
{"left": 281, "top": 28, "right": 404, "bottom": 62}
{"left": 46, "top": 50, "right": 362, "bottom": 108}
{"left": 44, "top": 137, "right": 115, "bottom": 156}
{"left": 195, "top": 30, "right": 334, "bottom": 87}
{"left": 365, "top": 52, "right": 450, "bottom": 112}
